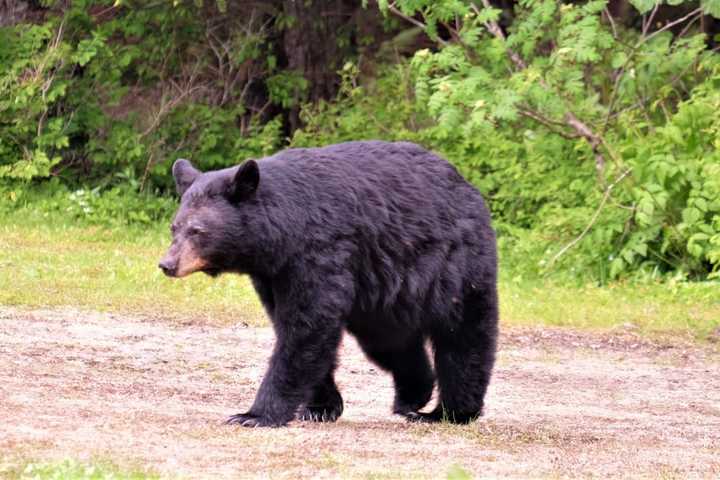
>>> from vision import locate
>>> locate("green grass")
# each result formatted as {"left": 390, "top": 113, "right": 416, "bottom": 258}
{"left": 0, "top": 210, "right": 265, "bottom": 326}
{"left": 0, "top": 208, "right": 718, "bottom": 337}
{"left": 501, "top": 277, "right": 720, "bottom": 338}
{"left": 0, "top": 458, "right": 159, "bottom": 480}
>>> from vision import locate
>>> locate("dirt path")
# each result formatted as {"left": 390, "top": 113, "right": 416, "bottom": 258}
{"left": 1, "top": 307, "right": 719, "bottom": 479}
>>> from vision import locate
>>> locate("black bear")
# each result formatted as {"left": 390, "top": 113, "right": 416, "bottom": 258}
{"left": 159, "top": 141, "right": 498, "bottom": 427}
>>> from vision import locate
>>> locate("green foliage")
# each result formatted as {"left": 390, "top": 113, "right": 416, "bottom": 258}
{"left": 0, "top": 22, "right": 70, "bottom": 179}
{"left": 613, "top": 78, "right": 720, "bottom": 279}
{"left": 292, "top": 62, "right": 422, "bottom": 146}
{"left": 0, "top": 1, "right": 284, "bottom": 189}
{"left": 0, "top": 179, "right": 175, "bottom": 228}
{"left": 384, "top": 0, "right": 720, "bottom": 281}
{"left": 266, "top": 71, "right": 309, "bottom": 108}
{"left": 446, "top": 464, "right": 473, "bottom": 480}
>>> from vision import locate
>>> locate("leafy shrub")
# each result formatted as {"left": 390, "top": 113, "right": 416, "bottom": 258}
{"left": 0, "top": 1, "right": 284, "bottom": 190}
{"left": 379, "top": 0, "right": 720, "bottom": 281}
{"left": 292, "top": 62, "right": 423, "bottom": 146}
{"left": 611, "top": 77, "right": 720, "bottom": 279}
{"left": 0, "top": 179, "right": 174, "bottom": 228}
{"left": 0, "top": 22, "right": 72, "bottom": 179}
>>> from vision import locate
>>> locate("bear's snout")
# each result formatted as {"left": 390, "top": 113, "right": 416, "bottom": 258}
{"left": 158, "top": 258, "right": 177, "bottom": 277}
{"left": 158, "top": 242, "right": 208, "bottom": 278}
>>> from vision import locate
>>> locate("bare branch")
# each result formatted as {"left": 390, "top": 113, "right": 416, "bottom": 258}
{"left": 549, "top": 168, "right": 633, "bottom": 267}
{"left": 676, "top": 11, "right": 702, "bottom": 40}
{"left": 141, "top": 60, "right": 204, "bottom": 138}
{"left": 518, "top": 108, "right": 579, "bottom": 140}
{"left": 566, "top": 111, "right": 606, "bottom": 173}
{"left": 387, "top": 3, "right": 450, "bottom": 46}
{"left": 642, "top": 2, "right": 661, "bottom": 37}
{"left": 471, "top": 1, "right": 527, "bottom": 70}
{"left": 604, "top": 7, "right": 618, "bottom": 40}
{"left": 642, "top": 7, "right": 703, "bottom": 46}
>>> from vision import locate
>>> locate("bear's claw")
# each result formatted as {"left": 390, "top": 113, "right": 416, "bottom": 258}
{"left": 297, "top": 406, "right": 341, "bottom": 422}
{"left": 225, "top": 413, "right": 283, "bottom": 428}
{"left": 403, "top": 411, "right": 440, "bottom": 423}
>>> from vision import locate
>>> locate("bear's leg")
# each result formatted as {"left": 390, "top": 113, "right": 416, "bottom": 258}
{"left": 297, "top": 372, "right": 344, "bottom": 422}
{"left": 359, "top": 335, "right": 435, "bottom": 416}
{"left": 226, "top": 323, "right": 343, "bottom": 427}
{"left": 227, "top": 265, "right": 354, "bottom": 427}
{"left": 409, "top": 292, "right": 498, "bottom": 424}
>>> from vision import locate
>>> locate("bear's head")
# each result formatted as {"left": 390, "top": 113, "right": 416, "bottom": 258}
{"left": 158, "top": 158, "right": 261, "bottom": 278}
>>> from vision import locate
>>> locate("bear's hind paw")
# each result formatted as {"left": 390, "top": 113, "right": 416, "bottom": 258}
{"left": 404, "top": 409, "right": 479, "bottom": 424}
{"left": 403, "top": 411, "right": 441, "bottom": 423}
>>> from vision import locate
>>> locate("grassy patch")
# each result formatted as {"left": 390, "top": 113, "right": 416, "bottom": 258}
{"left": 500, "top": 277, "right": 720, "bottom": 338}
{"left": 0, "top": 210, "right": 265, "bottom": 326}
{"left": 1, "top": 208, "right": 718, "bottom": 337}
{"left": 0, "top": 458, "right": 158, "bottom": 480}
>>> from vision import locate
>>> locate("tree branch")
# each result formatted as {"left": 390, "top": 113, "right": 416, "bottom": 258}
{"left": 604, "top": 7, "right": 618, "bottom": 40}
{"left": 641, "top": 7, "right": 703, "bottom": 46}
{"left": 549, "top": 168, "right": 633, "bottom": 267}
{"left": 471, "top": 1, "right": 527, "bottom": 70}
{"left": 642, "top": 2, "right": 661, "bottom": 37}
{"left": 387, "top": 3, "right": 449, "bottom": 47}
{"left": 518, "top": 108, "right": 579, "bottom": 140}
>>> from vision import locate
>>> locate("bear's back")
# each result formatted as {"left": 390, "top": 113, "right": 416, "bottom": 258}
{"left": 260, "top": 141, "right": 486, "bottom": 225}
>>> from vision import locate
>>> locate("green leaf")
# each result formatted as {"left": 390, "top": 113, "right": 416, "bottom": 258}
{"left": 687, "top": 240, "right": 705, "bottom": 258}
{"left": 663, "top": 125, "right": 684, "bottom": 146}
{"left": 682, "top": 207, "right": 702, "bottom": 225}
{"left": 611, "top": 51, "right": 628, "bottom": 69}
{"left": 689, "top": 232, "right": 710, "bottom": 242}
{"left": 629, "top": 0, "right": 657, "bottom": 14}
{"left": 701, "top": 0, "right": 720, "bottom": 18}
{"left": 609, "top": 257, "right": 626, "bottom": 279}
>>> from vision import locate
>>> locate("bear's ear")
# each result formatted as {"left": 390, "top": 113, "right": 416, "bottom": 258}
{"left": 228, "top": 159, "right": 260, "bottom": 202}
{"left": 173, "top": 159, "right": 200, "bottom": 196}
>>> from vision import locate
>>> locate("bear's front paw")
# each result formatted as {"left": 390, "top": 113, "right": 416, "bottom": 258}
{"left": 393, "top": 399, "right": 429, "bottom": 416}
{"left": 404, "top": 408, "right": 479, "bottom": 424}
{"left": 297, "top": 405, "right": 342, "bottom": 422}
{"left": 224, "top": 412, "right": 285, "bottom": 428}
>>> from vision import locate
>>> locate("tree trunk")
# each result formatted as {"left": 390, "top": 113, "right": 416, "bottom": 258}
{"left": 282, "top": 0, "right": 358, "bottom": 131}
{"left": 0, "top": 0, "right": 29, "bottom": 26}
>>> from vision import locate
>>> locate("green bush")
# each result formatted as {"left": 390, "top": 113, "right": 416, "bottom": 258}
{"left": 0, "top": 1, "right": 284, "bottom": 191}
{"left": 377, "top": 0, "right": 720, "bottom": 281}
{"left": 0, "top": 22, "right": 71, "bottom": 179}
{"left": 0, "top": 179, "right": 174, "bottom": 228}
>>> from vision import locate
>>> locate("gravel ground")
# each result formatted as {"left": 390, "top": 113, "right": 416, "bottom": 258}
{"left": 1, "top": 307, "right": 719, "bottom": 479}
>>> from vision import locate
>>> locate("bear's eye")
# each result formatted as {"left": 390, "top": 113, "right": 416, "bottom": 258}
{"left": 187, "top": 226, "right": 203, "bottom": 236}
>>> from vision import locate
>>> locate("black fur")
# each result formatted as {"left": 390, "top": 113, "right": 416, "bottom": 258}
{"left": 163, "top": 141, "right": 499, "bottom": 427}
